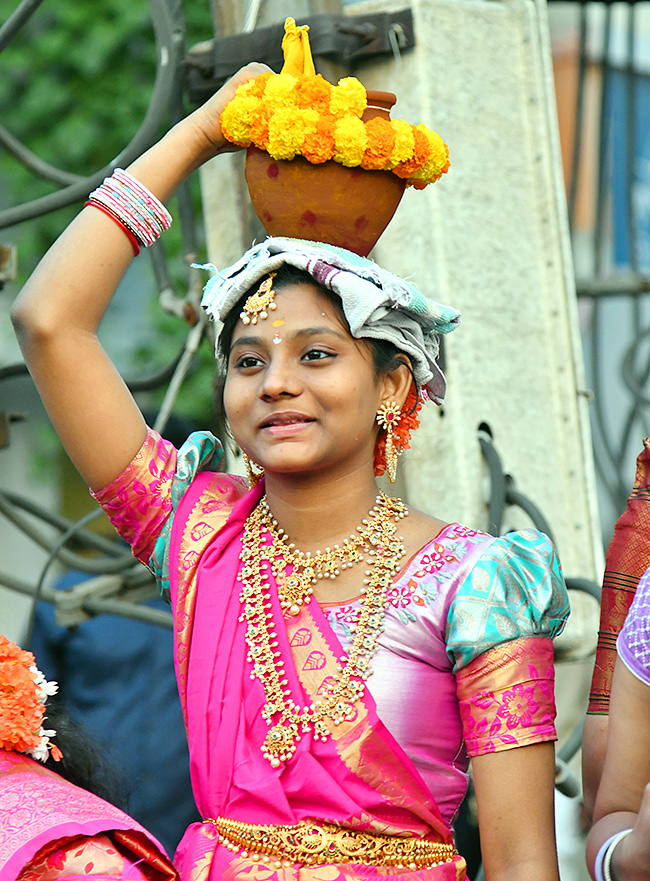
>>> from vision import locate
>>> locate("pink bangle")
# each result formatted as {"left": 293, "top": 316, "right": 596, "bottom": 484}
{"left": 84, "top": 200, "right": 140, "bottom": 256}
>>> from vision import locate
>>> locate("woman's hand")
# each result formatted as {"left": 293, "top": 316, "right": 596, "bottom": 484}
{"left": 613, "top": 786, "right": 650, "bottom": 880}
{"left": 186, "top": 62, "right": 274, "bottom": 162}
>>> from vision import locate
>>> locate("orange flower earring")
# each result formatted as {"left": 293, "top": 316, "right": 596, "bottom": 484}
{"left": 376, "top": 401, "right": 402, "bottom": 483}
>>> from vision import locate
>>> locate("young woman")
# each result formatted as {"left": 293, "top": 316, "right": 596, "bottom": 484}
{"left": 11, "top": 63, "right": 568, "bottom": 881}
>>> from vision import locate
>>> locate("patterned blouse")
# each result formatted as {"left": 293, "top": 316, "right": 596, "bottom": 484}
{"left": 93, "top": 429, "right": 570, "bottom": 826}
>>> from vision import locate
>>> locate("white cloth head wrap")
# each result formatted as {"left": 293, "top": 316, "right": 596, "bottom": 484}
{"left": 199, "top": 237, "right": 460, "bottom": 404}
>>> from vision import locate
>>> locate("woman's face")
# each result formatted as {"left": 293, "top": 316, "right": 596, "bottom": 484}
{"left": 224, "top": 283, "right": 388, "bottom": 480}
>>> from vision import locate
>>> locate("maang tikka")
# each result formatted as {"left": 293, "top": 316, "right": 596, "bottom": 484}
{"left": 240, "top": 272, "right": 278, "bottom": 325}
{"left": 376, "top": 401, "right": 402, "bottom": 483}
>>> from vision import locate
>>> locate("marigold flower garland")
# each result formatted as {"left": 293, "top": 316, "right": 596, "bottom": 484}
{"left": 219, "top": 19, "right": 450, "bottom": 189}
{"left": 0, "top": 634, "right": 62, "bottom": 762}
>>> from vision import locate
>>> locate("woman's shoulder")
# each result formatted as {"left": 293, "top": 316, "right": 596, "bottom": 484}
{"left": 445, "top": 525, "right": 570, "bottom": 670}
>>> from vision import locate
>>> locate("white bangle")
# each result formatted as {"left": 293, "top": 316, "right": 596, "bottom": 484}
{"left": 595, "top": 829, "right": 633, "bottom": 881}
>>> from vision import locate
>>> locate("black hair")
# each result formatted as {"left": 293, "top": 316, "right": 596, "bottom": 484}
{"left": 214, "top": 264, "right": 418, "bottom": 433}
{"left": 43, "top": 701, "right": 129, "bottom": 809}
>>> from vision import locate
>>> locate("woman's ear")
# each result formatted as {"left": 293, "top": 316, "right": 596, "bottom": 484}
{"left": 379, "top": 356, "right": 414, "bottom": 410}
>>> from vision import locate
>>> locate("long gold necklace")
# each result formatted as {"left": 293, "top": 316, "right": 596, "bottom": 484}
{"left": 238, "top": 491, "right": 408, "bottom": 767}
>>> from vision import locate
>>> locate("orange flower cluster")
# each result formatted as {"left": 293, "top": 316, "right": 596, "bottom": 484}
{"left": 0, "top": 635, "right": 61, "bottom": 761}
{"left": 220, "top": 72, "right": 450, "bottom": 188}
{"left": 0, "top": 637, "right": 44, "bottom": 754}
{"left": 374, "top": 383, "right": 423, "bottom": 477}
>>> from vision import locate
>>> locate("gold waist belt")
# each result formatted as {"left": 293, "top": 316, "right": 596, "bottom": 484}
{"left": 205, "top": 816, "right": 457, "bottom": 869}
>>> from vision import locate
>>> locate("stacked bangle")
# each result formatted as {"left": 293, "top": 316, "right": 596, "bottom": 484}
{"left": 594, "top": 829, "right": 633, "bottom": 881}
{"left": 86, "top": 168, "right": 172, "bottom": 255}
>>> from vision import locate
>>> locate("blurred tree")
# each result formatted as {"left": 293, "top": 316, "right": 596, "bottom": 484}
{"left": 0, "top": 0, "right": 220, "bottom": 427}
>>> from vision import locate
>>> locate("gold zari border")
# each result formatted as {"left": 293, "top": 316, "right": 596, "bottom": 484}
{"left": 204, "top": 817, "right": 456, "bottom": 868}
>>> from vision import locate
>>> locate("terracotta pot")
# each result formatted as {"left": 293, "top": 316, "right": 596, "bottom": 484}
{"left": 244, "top": 90, "right": 406, "bottom": 257}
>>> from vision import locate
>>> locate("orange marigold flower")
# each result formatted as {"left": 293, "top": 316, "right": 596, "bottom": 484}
{"left": 361, "top": 117, "right": 396, "bottom": 170}
{"left": 374, "top": 383, "right": 423, "bottom": 477}
{"left": 301, "top": 114, "right": 336, "bottom": 164}
{"left": 410, "top": 128, "right": 451, "bottom": 186}
{"left": 249, "top": 106, "right": 271, "bottom": 149}
{"left": 392, "top": 126, "right": 432, "bottom": 179}
{"left": 236, "top": 72, "right": 273, "bottom": 100}
{"left": 294, "top": 74, "right": 332, "bottom": 113}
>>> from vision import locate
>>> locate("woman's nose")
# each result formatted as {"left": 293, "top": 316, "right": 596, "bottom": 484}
{"left": 259, "top": 354, "right": 302, "bottom": 399}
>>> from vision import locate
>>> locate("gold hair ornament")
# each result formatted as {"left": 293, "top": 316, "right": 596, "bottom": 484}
{"left": 240, "top": 273, "right": 278, "bottom": 325}
{"left": 376, "top": 400, "right": 402, "bottom": 483}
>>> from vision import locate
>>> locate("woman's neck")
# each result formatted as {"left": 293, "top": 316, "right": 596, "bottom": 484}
{"left": 262, "top": 468, "right": 383, "bottom": 553}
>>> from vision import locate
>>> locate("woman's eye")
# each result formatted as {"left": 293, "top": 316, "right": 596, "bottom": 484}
{"left": 303, "top": 348, "right": 334, "bottom": 362}
{"left": 234, "top": 355, "right": 263, "bottom": 369}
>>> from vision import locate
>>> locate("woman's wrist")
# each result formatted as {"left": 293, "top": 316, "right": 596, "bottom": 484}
{"left": 612, "top": 829, "right": 648, "bottom": 881}
{"left": 594, "top": 829, "right": 646, "bottom": 881}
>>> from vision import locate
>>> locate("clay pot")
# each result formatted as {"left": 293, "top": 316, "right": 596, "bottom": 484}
{"left": 244, "top": 90, "right": 406, "bottom": 257}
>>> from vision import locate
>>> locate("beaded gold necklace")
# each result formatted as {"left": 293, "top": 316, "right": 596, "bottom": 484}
{"left": 238, "top": 491, "right": 408, "bottom": 767}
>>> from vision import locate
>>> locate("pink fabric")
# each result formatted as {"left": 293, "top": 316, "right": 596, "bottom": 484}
{"left": 0, "top": 752, "right": 173, "bottom": 881}
{"left": 168, "top": 479, "right": 465, "bottom": 881}
{"left": 90, "top": 432, "right": 176, "bottom": 564}
{"left": 455, "top": 637, "right": 556, "bottom": 756}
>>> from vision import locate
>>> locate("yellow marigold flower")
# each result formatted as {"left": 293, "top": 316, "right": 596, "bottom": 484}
{"left": 220, "top": 95, "right": 262, "bottom": 147}
{"left": 385, "top": 120, "right": 415, "bottom": 169}
{"left": 330, "top": 77, "right": 367, "bottom": 119}
{"left": 333, "top": 116, "right": 368, "bottom": 167}
{"left": 410, "top": 126, "right": 451, "bottom": 186}
{"left": 263, "top": 74, "right": 298, "bottom": 111}
{"left": 361, "top": 117, "right": 396, "bottom": 170}
{"left": 295, "top": 74, "right": 332, "bottom": 113}
{"left": 267, "top": 107, "right": 320, "bottom": 160}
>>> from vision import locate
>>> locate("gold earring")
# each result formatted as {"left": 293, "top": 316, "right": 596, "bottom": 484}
{"left": 242, "top": 452, "right": 264, "bottom": 488}
{"left": 240, "top": 272, "right": 278, "bottom": 325}
{"left": 376, "top": 401, "right": 402, "bottom": 483}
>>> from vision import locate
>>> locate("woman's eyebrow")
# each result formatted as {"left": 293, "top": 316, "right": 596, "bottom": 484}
{"left": 294, "top": 326, "right": 348, "bottom": 340}
{"left": 230, "top": 335, "right": 265, "bottom": 349}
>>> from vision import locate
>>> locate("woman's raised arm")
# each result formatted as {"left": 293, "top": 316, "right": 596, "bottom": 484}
{"left": 11, "top": 63, "right": 270, "bottom": 492}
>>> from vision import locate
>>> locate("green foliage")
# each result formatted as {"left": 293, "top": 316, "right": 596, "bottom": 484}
{"left": 0, "top": 0, "right": 219, "bottom": 425}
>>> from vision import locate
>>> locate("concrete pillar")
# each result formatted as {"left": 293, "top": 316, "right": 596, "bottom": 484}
{"left": 200, "top": 0, "right": 602, "bottom": 583}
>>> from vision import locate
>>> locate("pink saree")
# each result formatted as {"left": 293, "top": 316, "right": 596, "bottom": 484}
{"left": 168, "top": 473, "right": 465, "bottom": 881}
{"left": 0, "top": 752, "right": 177, "bottom": 881}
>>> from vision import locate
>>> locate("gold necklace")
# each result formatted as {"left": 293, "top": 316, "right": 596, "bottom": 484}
{"left": 258, "top": 492, "right": 399, "bottom": 616}
{"left": 238, "top": 491, "right": 408, "bottom": 767}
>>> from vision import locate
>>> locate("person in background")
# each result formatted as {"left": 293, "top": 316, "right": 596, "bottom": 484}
{"left": 582, "top": 440, "right": 650, "bottom": 820}
{"left": 0, "top": 634, "right": 179, "bottom": 881}
{"left": 585, "top": 565, "right": 650, "bottom": 880}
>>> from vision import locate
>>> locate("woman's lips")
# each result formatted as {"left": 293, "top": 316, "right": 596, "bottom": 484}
{"left": 260, "top": 413, "right": 315, "bottom": 436}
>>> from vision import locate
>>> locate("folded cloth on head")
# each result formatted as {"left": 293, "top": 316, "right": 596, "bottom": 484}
{"left": 198, "top": 237, "right": 460, "bottom": 405}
